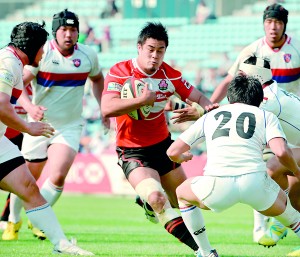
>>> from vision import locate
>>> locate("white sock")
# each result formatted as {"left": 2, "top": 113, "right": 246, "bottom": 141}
{"left": 40, "top": 178, "right": 63, "bottom": 206}
{"left": 26, "top": 203, "right": 67, "bottom": 247}
{"left": 8, "top": 194, "right": 23, "bottom": 224}
{"left": 253, "top": 210, "right": 268, "bottom": 231}
{"left": 179, "top": 202, "right": 213, "bottom": 256}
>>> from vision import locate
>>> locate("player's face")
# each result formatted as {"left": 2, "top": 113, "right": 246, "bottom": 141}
{"left": 55, "top": 26, "right": 78, "bottom": 55}
{"left": 137, "top": 38, "right": 166, "bottom": 74}
{"left": 264, "top": 18, "right": 285, "bottom": 46}
{"left": 31, "top": 45, "right": 44, "bottom": 67}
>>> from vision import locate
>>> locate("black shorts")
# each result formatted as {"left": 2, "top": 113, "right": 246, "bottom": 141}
{"left": 9, "top": 133, "right": 24, "bottom": 151}
{"left": 0, "top": 156, "right": 25, "bottom": 181}
{"left": 116, "top": 135, "right": 180, "bottom": 179}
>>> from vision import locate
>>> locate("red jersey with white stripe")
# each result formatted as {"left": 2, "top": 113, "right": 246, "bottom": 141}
{"left": 229, "top": 35, "right": 300, "bottom": 95}
{"left": 103, "top": 58, "right": 194, "bottom": 147}
{"left": 24, "top": 39, "right": 101, "bottom": 128}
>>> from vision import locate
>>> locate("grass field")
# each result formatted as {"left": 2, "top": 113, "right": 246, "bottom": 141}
{"left": 0, "top": 193, "right": 298, "bottom": 257}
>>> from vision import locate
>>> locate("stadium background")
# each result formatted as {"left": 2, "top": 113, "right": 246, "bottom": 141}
{"left": 0, "top": 0, "right": 299, "bottom": 195}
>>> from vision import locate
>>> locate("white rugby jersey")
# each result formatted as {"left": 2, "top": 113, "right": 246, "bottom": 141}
{"left": 25, "top": 39, "right": 101, "bottom": 128}
{"left": 261, "top": 80, "right": 300, "bottom": 147}
{"left": 0, "top": 47, "right": 23, "bottom": 139}
{"left": 229, "top": 36, "right": 300, "bottom": 95}
{"left": 179, "top": 103, "right": 286, "bottom": 176}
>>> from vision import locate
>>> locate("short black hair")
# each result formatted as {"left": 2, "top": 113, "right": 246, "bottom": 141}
{"left": 227, "top": 74, "right": 264, "bottom": 107}
{"left": 137, "top": 22, "right": 168, "bottom": 47}
{"left": 9, "top": 21, "right": 48, "bottom": 65}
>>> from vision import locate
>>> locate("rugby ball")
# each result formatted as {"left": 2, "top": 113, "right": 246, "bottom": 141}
{"left": 121, "top": 78, "right": 152, "bottom": 120}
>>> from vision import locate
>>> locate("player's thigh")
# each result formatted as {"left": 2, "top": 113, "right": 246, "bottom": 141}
{"left": 0, "top": 164, "right": 44, "bottom": 208}
{"left": 191, "top": 176, "right": 238, "bottom": 212}
{"left": 239, "top": 172, "right": 280, "bottom": 212}
{"left": 47, "top": 143, "right": 77, "bottom": 172}
{"left": 161, "top": 166, "right": 187, "bottom": 207}
{"left": 128, "top": 166, "right": 161, "bottom": 189}
{"left": 176, "top": 177, "right": 208, "bottom": 209}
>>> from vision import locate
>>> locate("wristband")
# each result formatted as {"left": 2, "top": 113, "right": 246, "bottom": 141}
{"left": 191, "top": 102, "right": 205, "bottom": 118}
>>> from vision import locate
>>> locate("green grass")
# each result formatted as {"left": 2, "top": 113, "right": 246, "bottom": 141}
{"left": 0, "top": 193, "right": 298, "bottom": 257}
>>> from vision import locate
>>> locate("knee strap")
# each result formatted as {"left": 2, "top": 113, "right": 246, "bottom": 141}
{"left": 135, "top": 178, "right": 165, "bottom": 202}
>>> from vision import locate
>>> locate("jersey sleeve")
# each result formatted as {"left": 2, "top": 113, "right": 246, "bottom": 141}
{"left": 265, "top": 110, "right": 286, "bottom": 143}
{"left": 103, "top": 62, "right": 130, "bottom": 96}
{"left": 0, "top": 58, "right": 21, "bottom": 95}
{"left": 0, "top": 68, "right": 14, "bottom": 95}
{"left": 24, "top": 64, "right": 39, "bottom": 76}
{"left": 173, "top": 77, "right": 194, "bottom": 101}
{"left": 179, "top": 115, "right": 206, "bottom": 147}
{"left": 87, "top": 47, "right": 101, "bottom": 77}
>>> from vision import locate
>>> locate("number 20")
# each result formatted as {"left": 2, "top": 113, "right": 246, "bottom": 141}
{"left": 212, "top": 111, "right": 256, "bottom": 140}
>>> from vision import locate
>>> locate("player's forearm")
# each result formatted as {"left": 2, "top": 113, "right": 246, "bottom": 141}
{"left": 210, "top": 85, "right": 227, "bottom": 103}
{"left": 210, "top": 75, "right": 232, "bottom": 103}
{"left": 18, "top": 88, "right": 33, "bottom": 112}
{"left": 277, "top": 149, "right": 300, "bottom": 176}
{"left": 0, "top": 103, "right": 29, "bottom": 133}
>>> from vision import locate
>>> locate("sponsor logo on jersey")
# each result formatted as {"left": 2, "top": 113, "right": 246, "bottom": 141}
{"left": 182, "top": 78, "right": 192, "bottom": 89}
{"left": 52, "top": 60, "right": 59, "bottom": 65}
{"left": 156, "top": 93, "right": 167, "bottom": 101}
{"left": 158, "top": 79, "right": 168, "bottom": 91}
{"left": 73, "top": 59, "right": 81, "bottom": 67}
{"left": 0, "top": 71, "right": 13, "bottom": 85}
{"left": 107, "top": 82, "right": 122, "bottom": 92}
{"left": 283, "top": 53, "right": 291, "bottom": 63}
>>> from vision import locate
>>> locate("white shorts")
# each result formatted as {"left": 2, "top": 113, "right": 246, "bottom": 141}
{"left": 21, "top": 124, "right": 83, "bottom": 160}
{"left": 0, "top": 136, "right": 22, "bottom": 163}
{"left": 190, "top": 172, "right": 280, "bottom": 212}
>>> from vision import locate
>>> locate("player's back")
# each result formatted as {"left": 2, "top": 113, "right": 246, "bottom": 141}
{"left": 261, "top": 81, "right": 300, "bottom": 147}
{"left": 203, "top": 103, "right": 284, "bottom": 176}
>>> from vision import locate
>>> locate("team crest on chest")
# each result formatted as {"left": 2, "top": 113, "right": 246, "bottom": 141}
{"left": 73, "top": 59, "right": 81, "bottom": 67}
{"left": 283, "top": 54, "right": 291, "bottom": 63}
{"left": 158, "top": 79, "right": 168, "bottom": 91}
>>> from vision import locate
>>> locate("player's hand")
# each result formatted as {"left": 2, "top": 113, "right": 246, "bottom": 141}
{"left": 177, "top": 151, "right": 193, "bottom": 163}
{"left": 170, "top": 99, "right": 203, "bottom": 124}
{"left": 140, "top": 83, "right": 156, "bottom": 106}
{"left": 27, "top": 121, "right": 55, "bottom": 138}
{"left": 28, "top": 105, "right": 47, "bottom": 121}
{"left": 205, "top": 103, "right": 220, "bottom": 112}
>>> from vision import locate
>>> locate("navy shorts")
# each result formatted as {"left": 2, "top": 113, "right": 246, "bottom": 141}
{"left": 116, "top": 135, "right": 180, "bottom": 178}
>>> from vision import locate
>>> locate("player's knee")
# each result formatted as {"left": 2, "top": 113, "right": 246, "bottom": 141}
{"left": 21, "top": 179, "right": 42, "bottom": 203}
{"left": 135, "top": 178, "right": 167, "bottom": 212}
{"left": 148, "top": 191, "right": 166, "bottom": 212}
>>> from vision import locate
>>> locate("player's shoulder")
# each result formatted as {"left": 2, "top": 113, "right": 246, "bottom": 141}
{"left": 0, "top": 48, "right": 22, "bottom": 73}
{"left": 75, "top": 42, "right": 98, "bottom": 56}
{"left": 286, "top": 35, "right": 300, "bottom": 47}
{"left": 109, "top": 59, "right": 133, "bottom": 78}
{"left": 159, "top": 62, "right": 182, "bottom": 78}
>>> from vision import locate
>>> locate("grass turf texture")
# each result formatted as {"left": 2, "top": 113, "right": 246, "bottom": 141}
{"left": 0, "top": 193, "right": 298, "bottom": 257}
